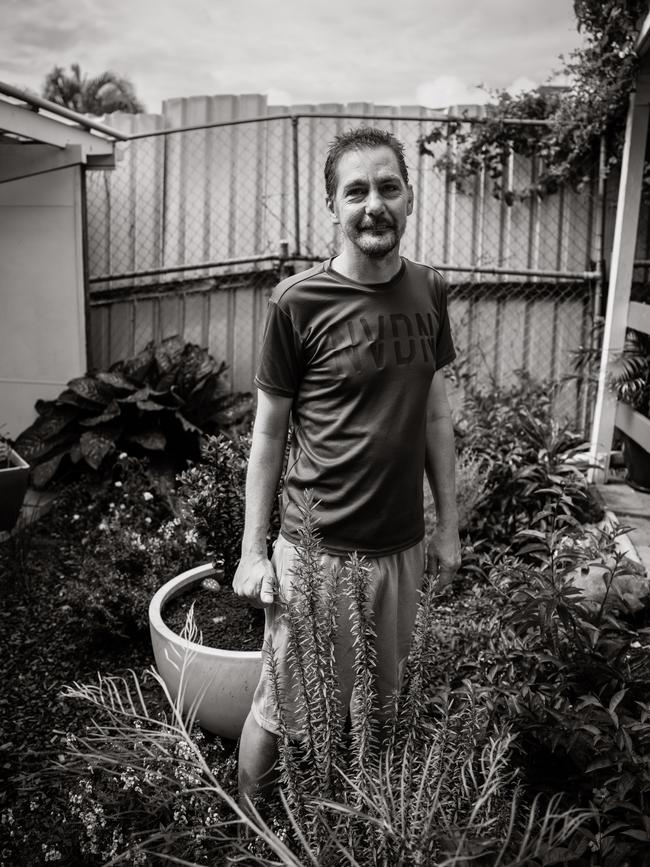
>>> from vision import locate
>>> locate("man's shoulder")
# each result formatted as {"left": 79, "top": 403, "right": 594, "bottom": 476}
{"left": 402, "top": 257, "right": 448, "bottom": 293}
{"left": 270, "top": 261, "right": 330, "bottom": 307}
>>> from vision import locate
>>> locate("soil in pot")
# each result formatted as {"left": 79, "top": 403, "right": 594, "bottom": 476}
{"left": 163, "top": 579, "right": 265, "bottom": 651}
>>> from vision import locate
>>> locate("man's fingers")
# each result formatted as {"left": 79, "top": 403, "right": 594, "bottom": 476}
{"left": 425, "top": 554, "right": 439, "bottom": 578}
{"left": 259, "top": 571, "right": 276, "bottom": 607}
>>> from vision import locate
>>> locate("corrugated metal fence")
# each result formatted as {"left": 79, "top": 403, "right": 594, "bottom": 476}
{"left": 85, "top": 96, "right": 605, "bottom": 431}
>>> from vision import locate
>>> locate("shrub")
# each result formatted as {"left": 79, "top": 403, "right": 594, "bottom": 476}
{"left": 53, "top": 494, "right": 590, "bottom": 866}
{"left": 14, "top": 336, "right": 254, "bottom": 488}
{"left": 64, "top": 454, "right": 206, "bottom": 637}
{"left": 450, "top": 518, "right": 650, "bottom": 866}
{"left": 456, "top": 373, "right": 603, "bottom": 556}
{"left": 176, "top": 432, "right": 282, "bottom": 582}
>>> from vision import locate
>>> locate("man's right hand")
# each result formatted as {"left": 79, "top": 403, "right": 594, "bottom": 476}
{"left": 232, "top": 553, "right": 277, "bottom": 608}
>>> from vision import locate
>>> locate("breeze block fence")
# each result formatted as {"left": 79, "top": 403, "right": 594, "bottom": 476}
{"left": 85, "top": 95, "right": 613, "bottom": 432}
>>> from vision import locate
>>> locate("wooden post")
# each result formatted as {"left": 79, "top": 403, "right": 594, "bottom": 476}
{"left": 588, "top": 71, "right": 650, "bottom": 482}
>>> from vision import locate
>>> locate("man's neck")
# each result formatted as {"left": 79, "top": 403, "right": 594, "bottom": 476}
{"left": 331, "top": 249, "right": 402, "bottom": 284}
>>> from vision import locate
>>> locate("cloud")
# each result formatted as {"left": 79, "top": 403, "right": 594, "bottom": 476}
{"left": 415, "top": 76, "right": 491, "bottom": 110}
{"left": 506, "top": 76, "right": 539, "bottom": 96}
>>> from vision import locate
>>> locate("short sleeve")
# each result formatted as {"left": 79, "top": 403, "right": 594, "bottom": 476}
{"left": 432, "top": 271, "right": 456, "bottom": 370}
{"left": 254, "top": 300, "right": 303, "bottom": 396}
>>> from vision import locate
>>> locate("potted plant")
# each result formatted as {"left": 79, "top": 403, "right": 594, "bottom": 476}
{"left": 610, "top": 328, "right": 650, "bottom": 492}
{"left": 149, "top": 562, "right": 262, "bottom": 740}
{"left": 0, "top": 437, "right": 30, "bottom": 531}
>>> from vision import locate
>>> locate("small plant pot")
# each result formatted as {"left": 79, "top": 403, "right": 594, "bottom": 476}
{"left": 149, "top": 563, "right": 263, "bottom": 739}
{"left": 0, "top": 447, "right": 30, "bottom": 532}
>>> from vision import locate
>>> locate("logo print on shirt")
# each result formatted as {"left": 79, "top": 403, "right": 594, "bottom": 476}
{"left": 327, "top": 312, "right": 436, "bottom": 375}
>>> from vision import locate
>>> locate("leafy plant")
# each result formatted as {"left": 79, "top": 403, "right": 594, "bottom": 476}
{"left": 450, "top": 517, "right": 650, "bottom": 866}
{"left": 63, "top": 454, "right": 205, "bottom": 637}
{"left": 456, "top": 373, "right": 603, "bottom": 556}
{"left": 54, "top": 496, "right": 590, "bottom": 866}
{"left": 609, "top": 327, "right": 650, "bottom": 417}
{"left": 14, "top": 336, "right": 254, "bottom": 488}
{"left": 419, "top": 1, "right": 648, "bottom": 201}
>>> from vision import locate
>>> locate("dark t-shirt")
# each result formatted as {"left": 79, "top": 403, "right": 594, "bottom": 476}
{"left": 254, "top": 256, "right": 456, "bottom": 556}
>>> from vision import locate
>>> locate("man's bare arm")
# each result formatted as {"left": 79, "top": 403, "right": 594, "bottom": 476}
{"left": 424, "top": 370, "right": 461, "bottom": 588}
{"left": 232, "top": 389, "right": 292, "bottom": 607}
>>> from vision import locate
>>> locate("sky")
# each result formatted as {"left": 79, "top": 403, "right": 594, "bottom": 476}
{"left": 1, "top": 0, "right": 582, "bottom": 114}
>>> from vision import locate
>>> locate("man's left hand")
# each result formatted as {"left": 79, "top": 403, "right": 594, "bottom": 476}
{"left": 426, "top": 522, "right": 461, "bottom": 591}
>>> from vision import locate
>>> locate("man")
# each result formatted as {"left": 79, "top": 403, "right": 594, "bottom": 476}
{"left": 233, "top": 126, "right": 461, "bottom": 801}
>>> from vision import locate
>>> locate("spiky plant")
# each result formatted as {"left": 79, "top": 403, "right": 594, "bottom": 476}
{"left": 609, "top": 328, "right": 650, "bottom": 417}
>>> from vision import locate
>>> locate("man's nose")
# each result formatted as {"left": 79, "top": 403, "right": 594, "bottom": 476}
{"left": 365, "top": 189, "right": 385, "bottom": 214}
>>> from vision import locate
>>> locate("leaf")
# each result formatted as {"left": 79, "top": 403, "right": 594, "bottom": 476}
{"left": 609, "top": 689, "right": 626, "bottom": 713}
{"left": 117, "top": 387, "right": 153, "bottom": 404}
{"left": 31, "top": 452, "right": 65, "bottom": 488}
{"left": 576, "top": 695, "right": 603, "bottom": 710}
{"left": 79, "top": 430, "right": 115, "bottom": 470}
{"left": 622, "top": 829, "right": 650, "bottom": 841}
{"left": 78, "top": 401, "right": 122, "bottom": 427}
{"left": 95, "top": 370, "right": 137, "bottom": 393}
{"left": 67, "top": 376, "right": 109, "bottom": 405}
{"left": 135, "top": 399, "right": 165, "bottom": 412}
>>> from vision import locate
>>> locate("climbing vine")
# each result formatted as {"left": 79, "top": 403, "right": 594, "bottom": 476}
{"left": 419, "top": 1, "right": 648, "bottom": 201}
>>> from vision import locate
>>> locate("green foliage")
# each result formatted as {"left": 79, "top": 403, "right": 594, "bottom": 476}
{"left": 62, "top": 431, "right": 280, "bottom": 638}
{"left": 419, "top": 1, "right": 648, "bottom": 200}
{"left": 47, "top": 495, "right": 593, "bottom": 866}
{"left": 250, "top": 495, "right": 589, "bottom": 865}
{"left": 56, "top": 669, "right": 239, "bottom": 865}
{"left": 450, "top": 519, "right": 650, "bottom": 866}
{"left": 42, "top": 62, "right": 145, "bottom": 114}
{"left": 456, "top": 373, "right": 602, "bottom": 556}
{"left": 609, "top": 328, "right": 650, "bottom": 416}
{"left": 63, "top": 454, "right": 206, "bottom": 637}
{"left": 176, "top": 432, "right": 281, "bottom": 583}
{"left": 14, "top": 336, "right": 253, "bottom": 488}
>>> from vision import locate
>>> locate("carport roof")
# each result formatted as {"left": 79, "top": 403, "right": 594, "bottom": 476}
{"left": 0, "top": 81, "right": 128, "bottom": 182}
{"left": 0, "top": 80, "right": 127, "bottom": 154}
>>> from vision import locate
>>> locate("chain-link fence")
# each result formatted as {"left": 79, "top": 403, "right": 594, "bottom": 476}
{"left": 85, "top": 105, "right": 605, "bottom": 431}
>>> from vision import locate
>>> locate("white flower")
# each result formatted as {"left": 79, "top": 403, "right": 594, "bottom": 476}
{"left": 145, "top": 517, "right": 152, "bottom": 524}
{"left": 119, "top": 452, "right": 127, "bottom": 459}
{"left": 72, "top": 513, "right": 80, "bottom": 521}
{"left": 630, "top": 640, "right": 642, "bottom": 649}
{"left": 98, "top": 521, "right": 109, "bottom": 531}
{"left": 184, "top": 529, "right": 199, "bottom": 545}
{"left": 114, "top": 481, "right": 123, "bottom": 488}
{"left": 143, "top": 491, "right": 154, "bottom": 501}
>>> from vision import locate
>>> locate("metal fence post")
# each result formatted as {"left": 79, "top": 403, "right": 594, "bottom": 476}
{"left": 291, "top": 115, "right": 301, "bottom": 257}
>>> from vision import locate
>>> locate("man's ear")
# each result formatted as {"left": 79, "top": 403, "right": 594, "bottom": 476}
{"left": 326, "top": 197, "right": 339, "bottom": 225}
{"left": 406, "top": 184, "right": 414, "bottom": 216}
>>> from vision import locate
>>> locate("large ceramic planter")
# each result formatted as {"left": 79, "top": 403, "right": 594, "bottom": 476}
{"left": 149, "top": 563, "right": 263, "bottom": 739}
{"left": 0, "top": 447, "right": 29, "bottom": 532}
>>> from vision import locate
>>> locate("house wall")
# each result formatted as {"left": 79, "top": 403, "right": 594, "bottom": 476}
{"left": 0, "top": 165, "right": 86, "bottom": 438}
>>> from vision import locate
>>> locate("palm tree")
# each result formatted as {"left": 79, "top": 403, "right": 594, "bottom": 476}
{"left": 42, "top": 63, "right": 144, "bottom": 115}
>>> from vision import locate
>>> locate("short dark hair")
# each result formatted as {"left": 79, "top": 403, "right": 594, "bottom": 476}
{"left": 324, "top": 127, "right": 409, "bottom": 201}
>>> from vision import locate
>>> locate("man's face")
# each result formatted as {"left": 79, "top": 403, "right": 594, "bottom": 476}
{"left": 327, "top": 145, "right": 414, "bottom": 260}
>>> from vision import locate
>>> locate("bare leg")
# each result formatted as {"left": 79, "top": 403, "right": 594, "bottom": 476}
{"left": 238, "top": 710, "right": 279, "bottom": 804}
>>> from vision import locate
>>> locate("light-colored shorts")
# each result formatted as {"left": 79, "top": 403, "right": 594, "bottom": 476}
{"left": 251, "top": 534, "right": 426, "bottom": 738}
